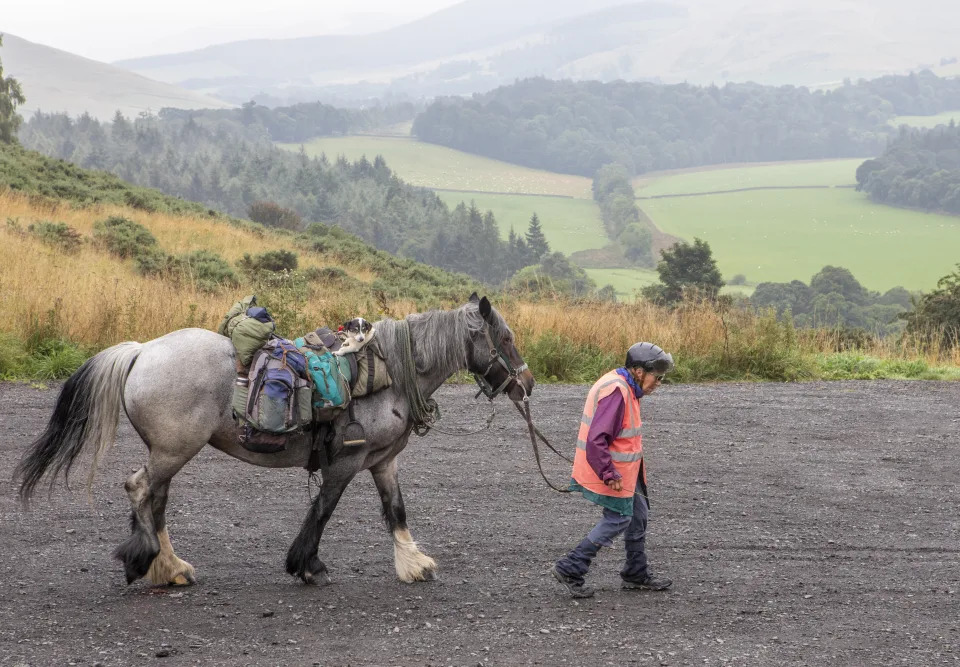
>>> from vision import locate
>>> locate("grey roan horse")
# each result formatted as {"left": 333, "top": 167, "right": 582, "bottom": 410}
{"left": 15, "top": 294, "right": 534, "bottom": 587}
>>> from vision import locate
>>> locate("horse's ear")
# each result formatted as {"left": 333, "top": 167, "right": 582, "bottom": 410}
{"left": 479, "top": 296, "right": 492, "bottom": 321}
{"left": 469, "top": 292, "right": 479, "bottom": 303}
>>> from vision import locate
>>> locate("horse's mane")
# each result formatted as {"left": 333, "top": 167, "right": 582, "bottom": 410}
{"left": 375, "top": 302, "right": 509, "bottom": 383}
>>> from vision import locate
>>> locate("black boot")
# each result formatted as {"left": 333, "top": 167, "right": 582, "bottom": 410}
{"left": 621, "top": 540, "right": 672, "bottom": 591}
{"left": 553, "top": 538, "right": 601, "bottom": 598}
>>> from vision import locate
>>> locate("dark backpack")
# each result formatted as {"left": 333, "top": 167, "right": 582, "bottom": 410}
{"left": 234, "top": 338, "right": 312, "bottom": 435}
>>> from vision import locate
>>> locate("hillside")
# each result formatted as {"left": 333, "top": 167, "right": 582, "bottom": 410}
{"left": 0, "top": 140, "right": 478, "bottom": 311}
{"left": 0, "top": 33, "right": 232, "bottom": 120}
{"left": 2, "top": 141, "right": 958, "bottom": 383}
{"left": 112, "top": 0, "right": 960, "bottom": 104}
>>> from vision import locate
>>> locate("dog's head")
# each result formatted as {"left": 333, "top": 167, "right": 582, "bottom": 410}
{"left": 342, "top": 317, "right": 373, "bottom": 341}
{"left": 334, "top": 317, "right": 376, "bottom": 355}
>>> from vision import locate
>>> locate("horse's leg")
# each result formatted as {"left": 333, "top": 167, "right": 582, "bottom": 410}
{"left": 146, "top": 480, "right": 196, "bottom": 586}
{"left": 285, "top": 459, "right": 360, "bottom": 585}
{"left": 114, "top": 441, "right": 204, "bottom": 585}
{"left": 113, "top": 466, "right": 161, "bottom": 584}
{"left": 371, "top": 456, "right": 437, "bottom": 583}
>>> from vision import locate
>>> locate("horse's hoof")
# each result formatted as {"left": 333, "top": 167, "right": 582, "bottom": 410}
{"left": 300, "top": 555, "right": 331, "bottom": 586}
{"left": 303, "top": 570, "right": 332, "bottom": 586}
{"left": 170, "top": 573, "right": 194, "bottom": 586}
{"left": 421, "top": 567, "right": 437, "bottom": 582}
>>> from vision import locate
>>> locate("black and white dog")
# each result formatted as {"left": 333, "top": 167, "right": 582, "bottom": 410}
{"left": 334, "top": 317, "right": 375, "bottom": 356}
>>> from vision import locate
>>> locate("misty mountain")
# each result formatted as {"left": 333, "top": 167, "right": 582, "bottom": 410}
{"left": 113, "top": 0, "right": 960, "bottom": 106}
{"left": 0, "top": 33, "right": 233, "bottom": 121}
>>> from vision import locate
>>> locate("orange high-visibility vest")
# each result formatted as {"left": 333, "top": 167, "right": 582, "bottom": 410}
{"left": 572, "top": 370, "right": 644, "bottom": 499}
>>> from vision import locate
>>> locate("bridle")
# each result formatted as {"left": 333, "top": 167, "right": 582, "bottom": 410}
{"left": 472, "top": 322, "right": 529, "bottom": 401}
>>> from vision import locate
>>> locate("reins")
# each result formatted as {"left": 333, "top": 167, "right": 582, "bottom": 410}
{"left": 514, "top": 399, "right": 574, "bottom": 494}
{"left": 394, "top": 314, "right": 595, "bottom": 496}
{"left": 513, "top": 395, "right": 648, "bottom": 499}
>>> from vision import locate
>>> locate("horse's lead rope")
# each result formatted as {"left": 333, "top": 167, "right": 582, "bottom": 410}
{"left": 515, "top": 399, "right": 573, "bottom": 494}
{"left": 514, "top": 399, "right": 648, "bottom": 499}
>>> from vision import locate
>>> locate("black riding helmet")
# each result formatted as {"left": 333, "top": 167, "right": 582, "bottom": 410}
{"left": 625, "top": 342, "right": 674, "bottom": 374}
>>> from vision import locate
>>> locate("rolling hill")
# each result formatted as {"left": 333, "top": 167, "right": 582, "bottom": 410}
{"left": 114, "top": 0, "right": 960, "bottom": 104}
{"left": 0, "top": 33, "right": 233, "bottom": 120}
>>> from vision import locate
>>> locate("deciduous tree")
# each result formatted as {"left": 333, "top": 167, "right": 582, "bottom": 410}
{"left": 643, "top": 237, "right": 723, "bottom": 304}
{"left": 0, "top": 35, "right": 26, "bottom": 144}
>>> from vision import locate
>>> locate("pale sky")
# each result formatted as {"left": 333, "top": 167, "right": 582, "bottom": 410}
{"left": 1, "top": 0, "right": 462, "bottom": 63}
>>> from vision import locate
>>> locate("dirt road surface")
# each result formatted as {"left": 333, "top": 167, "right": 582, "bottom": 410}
{"left": 1, "top": 381, "right": 958, "bottom": 666}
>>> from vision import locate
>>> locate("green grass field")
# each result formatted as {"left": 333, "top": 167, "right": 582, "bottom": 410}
{"left": 643, "top": 187, "right": 960, "bottom": 292}
{"left": 283, "top": 132, "right": 960, "bottom": 297}
{"left": 583, "top": 267, "right": 658, "bottom": 298}
{"left": 280, "top": 136, "right": 592, "bottom": 198}
{"left": 435, "top": 191, "right": 605, "bottom": 256}
{"left": 891, "top": 110, "right": 960, "bottom": 129}
{"left": 634, "top": 159, "right": 862, "bottom": 196}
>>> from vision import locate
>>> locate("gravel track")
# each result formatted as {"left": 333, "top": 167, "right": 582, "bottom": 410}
{"left": 1, "top": 380, "right": 958, "bottom": 666}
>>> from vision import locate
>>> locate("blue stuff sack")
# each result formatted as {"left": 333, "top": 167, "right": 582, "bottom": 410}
{"left": 294, "top": 336, "right": 351, "bottom": 416}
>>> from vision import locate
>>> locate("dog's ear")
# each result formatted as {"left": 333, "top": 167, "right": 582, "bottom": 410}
{"left": 361, "top": 319, "right": 373, "bottom": 333}
{"left": 469, "top": 292, "right": 479, "bottom": 303}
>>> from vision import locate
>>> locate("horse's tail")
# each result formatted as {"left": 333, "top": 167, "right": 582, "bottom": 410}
{"left": 15, "top": 341, "right": 143, "bottom": 503}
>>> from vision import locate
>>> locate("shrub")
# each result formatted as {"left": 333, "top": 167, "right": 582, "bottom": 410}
{"left": 134, "top": 246, "right": 172, "bottom": 277}
{"left": 5, "top": 217, "right": 25, "bottom": 235}
{"left": 123, "top": 189, "right": 161, "bottom": 212}
{"left": 24, "top": 339, "right": 86, "bottom": 379}
{"left": 729, "top": 274, "right": 747, "bottom": 286}
{"left": 170, "top": 250, "right": 238, "bottom": 292}
{"left": 237, "top": 249, "right": 299, "bottom": 274}
{"left": 304, "top": 266, "right": 347, "bottom": 282}
{"left": 28, "top": 220, "right": 83, "bottom": 253}
{"left": 0, "top": 332, "right": 28, "bottom": 379}
{"left": 93, "top": 216, "right": 157, "bottom": 258}
{"left": 248, "top": 200, "right": 302, "bottom": 230}
{"left": 524, "top": 332, "right": 619, "bottom": 383}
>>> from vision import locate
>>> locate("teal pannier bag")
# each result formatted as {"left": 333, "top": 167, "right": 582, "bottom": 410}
{"left": 294, "top": 336, "right": 351, "bottom": 417}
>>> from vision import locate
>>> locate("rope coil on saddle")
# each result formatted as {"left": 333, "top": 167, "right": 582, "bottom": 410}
{"left": 396, "top": 318, "right": 499, "bottom": 436}
{"left": 395, "top": 319, "right": 441, "bottom": 435}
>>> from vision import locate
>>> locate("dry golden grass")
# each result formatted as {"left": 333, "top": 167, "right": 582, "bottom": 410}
{"left": 500, "top": 299, "right": 726, "bottom": 356}
{"left": 1, "top": 190, "right": 958, "bottom": 379}
{"left": 0, "top": 190, "right": 415, "bottom": 345}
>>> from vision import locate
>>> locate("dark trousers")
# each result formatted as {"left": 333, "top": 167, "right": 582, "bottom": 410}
{"left": 555, "top": 492, "right": 649, "bottom": 584}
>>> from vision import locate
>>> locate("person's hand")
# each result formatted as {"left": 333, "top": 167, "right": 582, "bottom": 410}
{"left": 606, "top": 478, "right": 622, "bottom": 492}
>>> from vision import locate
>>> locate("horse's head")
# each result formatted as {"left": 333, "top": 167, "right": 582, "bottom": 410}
{"left": 466, "top": 292, "right": 535, "bottom": 402}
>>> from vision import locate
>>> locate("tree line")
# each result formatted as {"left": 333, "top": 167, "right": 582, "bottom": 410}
{"left": 18, "top": 110, "right": 536, "bottom": 285}
{"left": 159, "top": 99, "right": 419, "bottom": 143}
{"left": 752, "top": 267, "right": 913, "bottom": 335}
{"left": 591, "top": 164, "right": 654, "bottom": 266}
{"left": 856, "top": 122, "right": 960, "bottom": 214}
{"left": 411, "top": 72, "right": 960, "bottom": 177}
